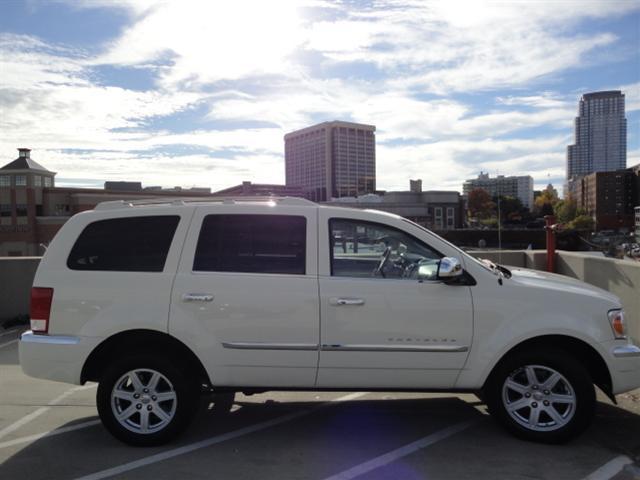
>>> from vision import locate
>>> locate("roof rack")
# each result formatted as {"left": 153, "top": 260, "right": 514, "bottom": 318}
{"left": 94, "top": 196, "right": 316, "bottom": 211}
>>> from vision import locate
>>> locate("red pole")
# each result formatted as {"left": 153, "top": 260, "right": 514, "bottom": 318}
{"left": 544, "top": 215, "right": 556, "bottom": 273}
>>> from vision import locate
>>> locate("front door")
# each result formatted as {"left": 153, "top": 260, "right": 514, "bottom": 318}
{"left": 317, "top": 213, "right": 473, "bottom": 389}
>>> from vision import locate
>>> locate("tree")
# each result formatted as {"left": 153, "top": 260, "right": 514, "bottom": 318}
{"left": 554, "top": 195, "right": 578, "bottom": 224}
{"left": 569, "top": 215, "right": 594, "bottom": 230}
{"left": 468, "top": 188, "right": 495, "bottom": 219}
{"left": 495, "top": 195, "right": 525, "bottom": 223}
{"left": 534, "top": 185, "right": 559, "bottom": 215}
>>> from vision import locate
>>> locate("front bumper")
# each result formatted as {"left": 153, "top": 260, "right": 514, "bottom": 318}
{"left": 19, "top": 331, "right": 99, "bottom": 385}
{"left": 604, "top": 341, "right": 640, "bottom": 395}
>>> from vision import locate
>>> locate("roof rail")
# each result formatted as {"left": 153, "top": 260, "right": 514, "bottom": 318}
{"left": 94, "top": 196, "right": 316, "bottom": 211}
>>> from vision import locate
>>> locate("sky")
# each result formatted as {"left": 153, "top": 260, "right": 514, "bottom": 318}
{"left": 0, "top": 0, "right": 639, "bottom": 194}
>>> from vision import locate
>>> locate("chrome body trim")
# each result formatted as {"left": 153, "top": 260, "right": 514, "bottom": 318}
{"left": 222, "top": 342, "right": 319, "bottom": 351}
{"left": 612, "top": 344, "right": 640, "bottom": 358}
{"left": 320, "top": 344, "right": 469, "bottom": 353}
{"left": 20, "top": 331, "right": 80, "bottom": 345}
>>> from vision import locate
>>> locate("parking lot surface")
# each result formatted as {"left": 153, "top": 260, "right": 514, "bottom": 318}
{"left": 1, "top": 333, "right": 639, "bottom": 480}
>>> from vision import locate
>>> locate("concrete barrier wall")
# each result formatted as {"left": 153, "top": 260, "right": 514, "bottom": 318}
{"left": 555, "top": 252, "right": 640, "bottom": 341}
{"left": 0, "top": 257, "right": 40, "bottom": 323}
{"left": 468, "top": 250, "right": 640, "bottom": 341}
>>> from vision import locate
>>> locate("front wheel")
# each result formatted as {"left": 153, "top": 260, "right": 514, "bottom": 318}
{"left": 97, "top": 355, "right": 199, "bottom": 446}
{"left": 485, "top": 349, "right": 595, "bottom": 444}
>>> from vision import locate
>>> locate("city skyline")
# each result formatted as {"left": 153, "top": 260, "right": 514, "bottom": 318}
{"left": 1, "top": 1, "right": 639, "bottom": 194}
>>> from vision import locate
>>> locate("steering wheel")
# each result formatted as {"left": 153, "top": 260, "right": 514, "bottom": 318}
{"left": 373, "top": 246, "right": 392, "bottom": 278}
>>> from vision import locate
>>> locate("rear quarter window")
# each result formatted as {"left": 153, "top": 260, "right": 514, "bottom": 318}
{"left": 67, "top": 216, "right": 180, "bottom": 272}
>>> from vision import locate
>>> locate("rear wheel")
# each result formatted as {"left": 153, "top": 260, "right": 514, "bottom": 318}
{"left": 485, "top": 349, "right": 595, "bottom": 443}
{"left": 97, "top": 355, "right": 199, "bottom": 446}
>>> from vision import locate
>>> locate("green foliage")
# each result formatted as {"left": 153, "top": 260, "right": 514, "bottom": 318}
{"left": 554, "top": 195, "right": 578, "bottom": 224}
{"left": 534, "top": 186, "right": 559, "bottom": 215}
{"left": 569, "top": 215, "right": 594, "bottom": 230}
{"left": 480, "top": 217, "right": 498, "bottom": 228}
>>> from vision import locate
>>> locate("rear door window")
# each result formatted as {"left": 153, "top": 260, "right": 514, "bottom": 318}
{"left": 193, "top": 214, "right": 306, "bottom": 274}
{"left": 67, "top": 216, "right": 180, "bottom": 272}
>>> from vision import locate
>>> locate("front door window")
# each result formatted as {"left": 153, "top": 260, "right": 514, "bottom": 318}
{"left": 330, "top": 219, "right": 442, "bottom": 281}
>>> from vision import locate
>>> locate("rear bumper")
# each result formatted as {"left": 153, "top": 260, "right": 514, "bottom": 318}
{"left": 19, "top": 331, "right": 99, "bottom": 385}
{"left": 604, "top": 341, "right": 640, "bottom": 395}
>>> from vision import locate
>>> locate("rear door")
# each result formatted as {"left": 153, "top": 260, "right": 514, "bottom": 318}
{"left": 169, "top": 203, "right": 319, "bottom": 387}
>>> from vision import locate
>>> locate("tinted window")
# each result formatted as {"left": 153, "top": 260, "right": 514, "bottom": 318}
{"left": 330, "top": 219, "right": 441, "bottom": 280}
{"left": 67, "top": 216, "right": 180, "bottom": 272}
{"left": 194, "top": 215, "right": 306, "bottom": 274}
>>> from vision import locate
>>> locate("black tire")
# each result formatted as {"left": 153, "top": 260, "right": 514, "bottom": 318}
{"left": 484, "top": 348, "right": 595, "bottom": 444}
{"left": 97, "top": 354, "right": 199, "bottom": 446}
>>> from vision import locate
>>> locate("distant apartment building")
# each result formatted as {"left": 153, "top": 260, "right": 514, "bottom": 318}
{"left": 567, "top": 91, "right": 626, "bottom": 185}
{"left": 462, "top": 172, "right": 534, "bottom": 210}
{"left": 635, "top": 206, "right": 640, "bottom": 242}
{"left": 575, "top": 167, "right": 640, "bottom": 231}
{"left": 326, "top": 180, "right": 462, "bottom": 230}
{"left": 284, "top": 121, "right": 376, "bottom": 201}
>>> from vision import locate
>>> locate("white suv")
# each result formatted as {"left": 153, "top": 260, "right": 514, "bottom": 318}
{"left": 19, "top": 197, "right": 640, "bottom": 445}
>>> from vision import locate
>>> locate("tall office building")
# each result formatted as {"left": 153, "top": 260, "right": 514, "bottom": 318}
{"left": 284, "top": 121, "right": 376, "bottom": 201}
{"left": 567, "top": 91, "right": 627, "bottom": 181}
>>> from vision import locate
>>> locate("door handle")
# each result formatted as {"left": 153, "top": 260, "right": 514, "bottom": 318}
{"left": 182, "top": 293, "right": 214, "bottom": 302}
{"left": 330, "top": 297, "right": 365, "bottom": 306}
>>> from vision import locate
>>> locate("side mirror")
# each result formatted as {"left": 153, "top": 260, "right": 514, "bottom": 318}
{"left": 438, "top": 257, "right": 463, "bottom": 279}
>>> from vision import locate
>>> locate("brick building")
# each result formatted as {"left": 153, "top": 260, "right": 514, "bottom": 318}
{"left": 576, "top": 167, "right": 640, "bottom": 231}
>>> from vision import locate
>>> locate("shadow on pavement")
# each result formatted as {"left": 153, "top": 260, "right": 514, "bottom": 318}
{"left": 1, "top": 394, "right": 639, "bottom": 480}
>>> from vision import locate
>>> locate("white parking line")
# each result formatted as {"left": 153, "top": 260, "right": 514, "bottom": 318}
{"left": 0, "top": 420, "right": 101, "bottom": 450}
{"left": 0, "top": 384, "right": 96, "bottom": 441}
{"left": 581, "top": 455, "right": 633, "bottom": 480}
{"left": 322, "top": 420, "right": 479, "bottom": 480}
{"left": 74, "top": 392, "right": 367, "bottom": 480}
{"left": 0, "top": 339, "right": 18, "bottom": 350}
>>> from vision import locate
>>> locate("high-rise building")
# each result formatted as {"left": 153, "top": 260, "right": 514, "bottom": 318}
{"left": 462, "top": 172, "right": 534, "bottom": 210}
{"left": 284, "top": 121, "right": 376, "bottom": 201}
{"left": 567, "top": 91, "right": 627, "bottom": 181}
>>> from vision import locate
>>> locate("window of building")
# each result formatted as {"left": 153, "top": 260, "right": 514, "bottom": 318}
{"left": 434, "top": 207, "right": 443, "bottom": 229}
{"left": 67, "top": 216, "right": 180, "bottom": 272}
{"left": 0, "top": 204, "right": 11, "bottom": 217}
{"left": 194, "top": 214, "right": 306, "bottom": 274}
{"left": 15, "top": 175, "right": 26, "bottom": 187}
{"left": 329, "top": 219, "right": 441, "bottom": 280}
{"left": 44, "top": 177, "right": 52, "bottom": 187}
{"left": 446, "top": 207, "right": 455, "bottom": 228}
{"left": 0, "top": 175, "right": 10, "bottom": 187}
{"left": 15, "top": 204, "right": 28, "bottom": 216}
{"left": 34, "top": 175, "right": 42, "bottom": 187}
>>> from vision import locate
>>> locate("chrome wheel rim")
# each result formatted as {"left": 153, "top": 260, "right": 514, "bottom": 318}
{"left": 111, "top": 369, "right": 177, "bottom": 434}
{"left": 502, "top": 365, "right": 576, "bottom": 432}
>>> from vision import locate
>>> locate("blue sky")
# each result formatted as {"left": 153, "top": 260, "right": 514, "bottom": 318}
{"left": 0, "top": 0, "right": 638, "bottom": 193}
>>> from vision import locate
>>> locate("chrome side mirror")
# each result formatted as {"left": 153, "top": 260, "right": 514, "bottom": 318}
{"left": 438, "top": 257, "right": 463, "bottom": 279}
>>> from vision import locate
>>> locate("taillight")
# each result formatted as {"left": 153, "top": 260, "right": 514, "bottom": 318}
{"left": 30, "top": 287, "right": 53, "bottom": 334}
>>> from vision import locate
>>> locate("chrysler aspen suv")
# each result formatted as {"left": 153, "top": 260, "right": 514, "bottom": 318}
{"left": 20, "top": 197, "right": 640, "bottom": 445}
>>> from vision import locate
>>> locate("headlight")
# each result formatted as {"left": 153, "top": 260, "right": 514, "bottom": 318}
{"left": 608, "top": 309, "right": 627, "bottom": 339}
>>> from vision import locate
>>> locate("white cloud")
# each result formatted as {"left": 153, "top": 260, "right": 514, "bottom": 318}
{"left": 1, "top": 1, "right": 638, "bottom": 195}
